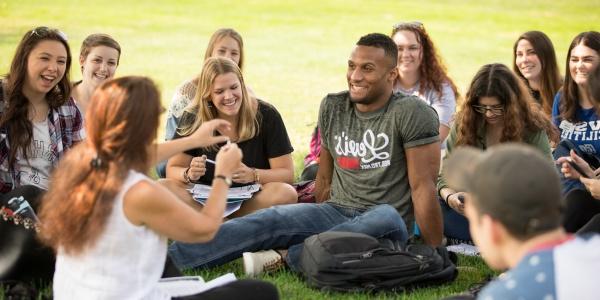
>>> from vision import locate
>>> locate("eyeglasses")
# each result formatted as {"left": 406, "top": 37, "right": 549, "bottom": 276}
{"left": 392, "top": 21, "right": 424, "bottom": 30}
{"left": 472, "top": 104, "right": 504, "bottom": 115}
{"left": 30, "top": 26, "right": 68, "bottom": 42}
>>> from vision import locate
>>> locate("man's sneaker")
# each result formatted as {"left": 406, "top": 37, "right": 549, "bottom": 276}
{"left": 243, "top": 250, "right": 284, "bottom": 277}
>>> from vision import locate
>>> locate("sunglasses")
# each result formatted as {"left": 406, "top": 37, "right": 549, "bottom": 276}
{"left": 472, "top": 104, "right": 505, "bottom": 115}
{"left": 392, "top": 21, "right": 424, "bottom": 30}
{"left": 30, "top": 26, "right": 68, "bottom": 42}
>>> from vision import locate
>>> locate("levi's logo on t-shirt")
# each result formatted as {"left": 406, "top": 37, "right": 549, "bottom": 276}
{"left": 334, "top": 130, "right": 391, "bottom": 170}
{"left": 337, "top": 156, "right": 360, "bottom": 169}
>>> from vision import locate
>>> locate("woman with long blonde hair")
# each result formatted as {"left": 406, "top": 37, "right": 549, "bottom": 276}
{"left": 39, "top": 76, "right": 278, "bottom": 299}
{"left": 165, "top": 57, "right": 296, "bottom": 217}
{"left": 158, "top": 28, "right": 254, "bottom": 177}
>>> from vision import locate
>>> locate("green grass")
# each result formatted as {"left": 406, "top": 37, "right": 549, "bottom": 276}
{"left": 183, "top": 254, "right": 496, "bottom": 300}
{"left": 0, "top": 0, "right": 596, "bottom": 298}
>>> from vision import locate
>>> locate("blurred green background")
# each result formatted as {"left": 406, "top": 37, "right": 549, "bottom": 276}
{"left": 1, "top": 0, "right": 599, "bottom": 172}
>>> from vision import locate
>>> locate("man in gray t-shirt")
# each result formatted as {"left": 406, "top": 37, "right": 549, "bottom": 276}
{"left": 318, "top": 90, "right": 440, "bottom": 237}
{"left": 168, "top": 33, "right": 443, "bottom": 276}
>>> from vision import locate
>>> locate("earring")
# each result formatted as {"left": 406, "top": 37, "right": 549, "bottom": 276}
{"left": 207, "top": 101, "right": 214, "bottom": 108}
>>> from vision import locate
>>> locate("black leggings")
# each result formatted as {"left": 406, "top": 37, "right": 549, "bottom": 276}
{"left": 0, "top": 185, "right": 53, "bottom": 283}
{"left": 563, "top": 189, "right": 600, "bottom": 234}
{"left": 163, "top": 257, "right": 278, "bottom": 300}
{"left": 173, "top": 279, "right": 279, "bottom": 300}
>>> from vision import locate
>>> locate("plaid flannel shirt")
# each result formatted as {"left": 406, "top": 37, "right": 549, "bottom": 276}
{"left": 0, "top": 85, "right": 85, "bottom": 193}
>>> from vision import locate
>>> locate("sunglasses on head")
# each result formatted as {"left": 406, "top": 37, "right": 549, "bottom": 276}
{"left": 30, "top": 26, "right": 68, "bottom": 42}
{"left": 392, "top": 21, "right": 424, "bottom": 30}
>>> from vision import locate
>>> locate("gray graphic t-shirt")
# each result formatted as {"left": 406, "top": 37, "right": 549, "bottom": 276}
{"left": 318, "top": 91, "right": 439, "bottom": 227}
{"left": 17, "top": 119, "right": 54, "bottom": 189}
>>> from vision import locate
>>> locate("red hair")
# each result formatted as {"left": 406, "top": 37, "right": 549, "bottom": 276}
{"left": 391, "top": 24, "right": 459, "bottom": 101}
{"left": 39, "top": 76, "right": 161, "bottom": 254}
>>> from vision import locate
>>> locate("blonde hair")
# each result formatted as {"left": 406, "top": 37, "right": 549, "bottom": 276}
{"left": 178, "top": 57, "right": 258, "bottom": 149}
{"left": 204, "top": 28, "right": 244, "bottom": 71}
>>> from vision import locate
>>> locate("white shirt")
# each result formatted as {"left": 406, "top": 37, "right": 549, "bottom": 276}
{"left": 53, "top": 171, "right": 170, "bottom": 300}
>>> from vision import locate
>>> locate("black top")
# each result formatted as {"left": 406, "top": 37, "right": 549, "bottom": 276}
{"left": 174, "top": 100, "right": 293, "bottom": 187}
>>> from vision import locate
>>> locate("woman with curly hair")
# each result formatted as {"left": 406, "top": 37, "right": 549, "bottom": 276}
{"left": 513, "top": 31, "right": 562, "bottom": 116}
{"left": 437, "top": 63, "right": 555, "bottom": 243}
{"left": 391, "top": 21, "right": 459, "bottom": 144}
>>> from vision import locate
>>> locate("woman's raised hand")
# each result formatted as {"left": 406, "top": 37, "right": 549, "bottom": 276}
{"left": 215, "top": 143, "right": 242, "bottom": 177}
{"left": 190, "top": 119, "right": 231, "bottom": 148}
{"left": 556, "top": 150, "right": 594, "bottom": 179}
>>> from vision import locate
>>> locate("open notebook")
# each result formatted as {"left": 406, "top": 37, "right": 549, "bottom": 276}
{"left": 158, "top": 273, "right": 237, "bottom": 297}
{"left": 187, "top": 184, "right": 261, "bottom": 217}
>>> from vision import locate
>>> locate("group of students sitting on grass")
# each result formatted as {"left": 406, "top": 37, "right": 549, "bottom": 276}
{"left": 0, "top": 23, "right": 599, "bottom": 299}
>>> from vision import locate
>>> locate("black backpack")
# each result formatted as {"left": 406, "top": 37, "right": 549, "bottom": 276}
{"left": 297, "top": 231, "right": 457, "bottom": 292}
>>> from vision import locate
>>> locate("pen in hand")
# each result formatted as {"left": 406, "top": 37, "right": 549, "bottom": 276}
{"left": 204, "top": 139, "right": 230, "bottom": 165}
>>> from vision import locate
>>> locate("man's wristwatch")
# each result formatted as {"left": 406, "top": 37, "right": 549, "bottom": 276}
{"left": 214, "top": 175, "right": 232, "bottom": 187}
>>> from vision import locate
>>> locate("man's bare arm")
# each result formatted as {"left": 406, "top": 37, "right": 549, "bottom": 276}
{"left": 315, "top": 146, "right": 333, "bottom": 203}
{"left": 406, "top": 142, "right": 443, "bottom": 246}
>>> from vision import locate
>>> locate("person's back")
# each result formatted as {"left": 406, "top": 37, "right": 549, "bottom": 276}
{"left": 479, "top": 234, "right": 600, "bottom": 299}
{"left": 53, "top": 170, "right": 168, "bottom": 299}
{"left": 443, "top": 144, "right": 600, "bottom": 300}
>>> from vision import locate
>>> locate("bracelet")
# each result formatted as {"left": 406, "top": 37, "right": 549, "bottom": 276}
{"left": 183, "top": 167, "right": 191, "bottom": 184}
{"left": 253, "top": 168, "right": 260, "bottom": 183}
{"left": 214, "top": 174, "right": 232, "bottom": 187}
{"left": 445, "top": 193, "right": 455, "bottom": 205}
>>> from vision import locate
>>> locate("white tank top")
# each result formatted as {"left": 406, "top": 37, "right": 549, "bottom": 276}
{"left": 53, "top": 171, "right": 169, "bottom": 300}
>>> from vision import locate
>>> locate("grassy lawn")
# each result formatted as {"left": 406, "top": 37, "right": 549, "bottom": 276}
{"left": 0, "top": 0, "right": 597, "bottom": 299}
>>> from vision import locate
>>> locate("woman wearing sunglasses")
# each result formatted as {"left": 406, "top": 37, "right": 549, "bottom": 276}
{"left": 437, "top": 63, "right": 556, "bottom": 244}
{"left": 0, "top": 26, "right": 84, "bottom": 282}
{"left": 391, "top": 21, "right": 459, "bottom": 145}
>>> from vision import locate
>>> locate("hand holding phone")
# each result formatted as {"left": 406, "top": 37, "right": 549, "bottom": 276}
{"left": 567, "top": 157, "right": 590, "bottom": 179}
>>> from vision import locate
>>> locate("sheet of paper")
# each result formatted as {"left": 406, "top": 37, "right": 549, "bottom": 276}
{"left": 157, "top": 273, "right": 237, "bottom": 297}
{"left": 446, "top": 243, "right": 480, "bottom": 256}
{"left": 188, "top": 183, "right": 260, "bottom": 201}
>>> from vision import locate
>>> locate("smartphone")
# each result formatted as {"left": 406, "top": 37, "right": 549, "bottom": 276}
{"left": 458, "top": 195, "right": 465, "bottom": 203}
{"left": 567, "top": 158, "right": 590, "bottom": 179}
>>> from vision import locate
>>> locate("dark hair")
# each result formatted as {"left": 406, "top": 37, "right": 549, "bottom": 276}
{"left": 471, "top": 145, "right": 562, "bottom": 240}
{"left": 590, "top": 63, "right": 600, "bottom": 106}
{"left": 512, "top": 31, "right": 562, "bottom": 115}
{"left": 1, "top": 26, "right": 72, "bottom": 166}
{"left": 80, "top": 33, "right": 121, "bottom": 64}
{"left": 559, "top": 31, "right": 600, "bottom": 122}
{"left": 39, "top": 76, "right": 162, "bottom": 254}
{"left": 456, "top": 63, "right": 558, "bottom": 146}
{"left": 356, "top": 33, "right": 398, "bottom": 69}
{"left": 391, "top": 23, "right": 459, "bottom": 101}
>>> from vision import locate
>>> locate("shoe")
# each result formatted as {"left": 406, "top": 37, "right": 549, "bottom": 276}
{"left": 243, "top": 250, "right": 284, "bottom": 277}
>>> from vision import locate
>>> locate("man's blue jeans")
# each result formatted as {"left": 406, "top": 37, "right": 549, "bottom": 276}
{"left": 168, "top": 203, "right": 409, "bottom": 272}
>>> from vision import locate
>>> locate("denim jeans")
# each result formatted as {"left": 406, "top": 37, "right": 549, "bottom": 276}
{"left": 440, "top": 199, "right": 472, "bottom": 242}
{"left": 168, "top": 203, "right": 409, "bottom": 272}
{"left": 155, "top": 115, "right": 179, "bottom": 178}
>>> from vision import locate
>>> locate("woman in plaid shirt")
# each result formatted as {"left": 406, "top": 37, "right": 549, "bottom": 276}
{"left": 0, "top": 26, "right": 84, "bottom": 282}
